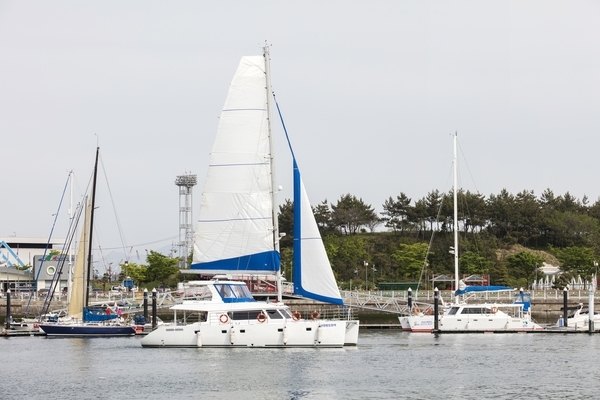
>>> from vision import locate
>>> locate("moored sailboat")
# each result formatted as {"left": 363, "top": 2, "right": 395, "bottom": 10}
{"left": 39, "top": 148, "right": 135, "bottom": 337}
{"left": 141, "top": 46, "right": 358, "bottom": 348}
{"left": 435, "top": 133, "right": 543, "bottom": 332}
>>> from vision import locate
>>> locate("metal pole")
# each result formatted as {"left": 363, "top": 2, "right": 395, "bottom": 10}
{"left": 563, "top": 287, "right": 568, "bottom": 328}
{"left": 589, "top": 287, "right": 595, "bottom": 333}
{"left": 407, "top": 288, "right": 412, "bottom": 310}
{"left": 5, "top": 289, "right": 11, "bottom": 330}
{"left": 143, "top": 288, "right": 148, "bottom": 322}
{"left": 434, "top": 287, "right": 439, "bottom": 332}
{"left": 152, "top": 288, "right": 157, "bottom": 330}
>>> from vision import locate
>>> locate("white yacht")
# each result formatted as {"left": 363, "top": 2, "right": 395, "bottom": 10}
{"left": 432, "top": 133, "right": 543, "bottom": 333}
{"left": 141, "top": 279, "right": 358, "bottom": 347}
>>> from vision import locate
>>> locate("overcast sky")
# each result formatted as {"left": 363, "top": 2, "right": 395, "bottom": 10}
{"left": 1, "top": 1, "right": 599, "bottom": 268}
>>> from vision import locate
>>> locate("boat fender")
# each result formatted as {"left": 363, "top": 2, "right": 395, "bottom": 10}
{"left": 283, "top": 326, "right": 289, "bottom": 345}
{"left": 413, "top": 307, "right": 421, "bottom": 315}
{"left": 196, "top": 330, "right": 202, "bottom": 347}
{"left": 230, "top": 328, "right": 236, "bottom": 344}
{"left": 310, "top": 311, "right": 320, "bottom": 320}
{"left": 219, "top": 314, "right": 229, "bottom": 324}
{"left": 257, "top": 313, "right": 267, "bottom": 323}
{"left": 292, "top": 311, "right": 301, "bottom": 321}
{"left": 491, "top": 307, "right": 498, "bottom": 314}
{"left": 317, "top": 326, "right": 323, "bottom": 344}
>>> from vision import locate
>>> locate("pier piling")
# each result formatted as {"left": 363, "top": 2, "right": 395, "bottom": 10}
{"left": 143, "top": 288, "right": 148, "bottom": 321}
{"left": 5, "top": 289, "right": 10, "bottom": 330}
{"left": 434, "top": 287, "right": 439, "bottom": 331}
{"left": 152, "top": 288, "right": 157, "bottom": 330}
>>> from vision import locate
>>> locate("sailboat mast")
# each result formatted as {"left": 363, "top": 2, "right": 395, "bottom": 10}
{"left": 264, "top": 45, "right": 279, "bottom": 253}
{"left": 67, "top": 170, "right": 73, "bottom": 305}
{"left": 263, "top": 45, "right": 283, "bottom": 302}
{"left": 453, "top": 132, "right": 459, "bottom": 304}
{"left": 85, "top": 147, "right": 99, "bottom": 308}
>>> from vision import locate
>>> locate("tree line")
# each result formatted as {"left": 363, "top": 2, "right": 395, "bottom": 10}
{"left": 106, "top": 188, "right": 600, "bottom": 292}
{"left": 277, "top": 189, "right": 600, "bottom": 290}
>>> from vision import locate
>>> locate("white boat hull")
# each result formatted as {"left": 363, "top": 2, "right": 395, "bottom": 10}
{"left": 399, "top": 315, "right": 435, "bottom": 332}
{"left": 438, "top": 311, "right": 543, "bottom": 332}
{"left": 141, "top": 319, "right": 356, "bottom": 348}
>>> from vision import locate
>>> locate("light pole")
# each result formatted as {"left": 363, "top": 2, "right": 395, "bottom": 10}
{"left": 364, "top": 261, "right": 368, "bottom": 290}
{"left": 372, "top": 265, "right": 377, "bottom": 289}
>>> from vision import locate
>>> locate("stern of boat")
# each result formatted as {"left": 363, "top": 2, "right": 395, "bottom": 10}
{"left": 344, "top": 320, "right": 359, "bottom": 346}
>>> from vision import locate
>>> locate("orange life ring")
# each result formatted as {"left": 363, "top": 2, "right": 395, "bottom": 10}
{"left": 491, "top": 307, "right": 498, "bottom": 314}
{"left": 413, "top": 307, "right": 421, "bottom": 315}
{"left": 292, "top": 311, "right": 301, "bottom": 321}
{"left": 257, "top": 313, "right": 267, "bottom": 323}
{"left": 310, "top": 311, "right": 320, "bottom": 320}
{"left": 219, "top": 314, "right": 229, "bottom": 323}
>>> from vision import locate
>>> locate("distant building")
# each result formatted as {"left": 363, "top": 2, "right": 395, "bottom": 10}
{"left": 0, "top": 237, "right": 65, "bottom": 293}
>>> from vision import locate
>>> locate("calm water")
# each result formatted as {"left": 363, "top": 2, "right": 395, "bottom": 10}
{"left": 2, "top": 330, "right": 598, "bottom": 399}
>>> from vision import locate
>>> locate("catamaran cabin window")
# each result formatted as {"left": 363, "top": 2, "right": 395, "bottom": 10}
{"left": 231, "top": 310, "right": 264, "bottom": 321}
{"left": 266, "top": 310, "right": 284, "bottom": 319}
{"left": 460, "top": 307, "right": 491, "bottom": 315}
{"left": 279, "top": 309, "right": 292, "bottom": 319}
{"left": 448, "top": 307, "right": 459, "bottom": 315}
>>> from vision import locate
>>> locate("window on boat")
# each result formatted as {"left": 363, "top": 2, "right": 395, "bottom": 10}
{"left": 448, "top": 307, "right": 459, "bottom": 315}
{"left": 230, "top": 285, "right": 253, "bottom": 299}
{"left": 231, "top": 310, "right": 264, "bottom": 321}
{"left": 460, "top": 307, "right": 491, "bottom": 315}
{"left": 217, "top": 284, "right": 234, "bottom": 299}
{"left": 279, "top": 309, "right": 292, "bottom": 319}
{"left": 215, "top": 284, "right": 255, "bottom": 302}
{"left": 266, "top": 310, "right": 284, "bottom": 319}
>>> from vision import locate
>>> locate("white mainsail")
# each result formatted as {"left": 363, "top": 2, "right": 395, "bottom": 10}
{"left": 191, "top": 55, "right": 279, "bottom": 274}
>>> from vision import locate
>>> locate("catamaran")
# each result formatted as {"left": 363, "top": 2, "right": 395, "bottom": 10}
{"left": 140, "top": 46, "right": 359, "bottom": 348}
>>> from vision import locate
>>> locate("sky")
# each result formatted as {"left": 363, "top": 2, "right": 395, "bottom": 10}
{"left": 1, "top": 1, "right": 599, "bottom": 270}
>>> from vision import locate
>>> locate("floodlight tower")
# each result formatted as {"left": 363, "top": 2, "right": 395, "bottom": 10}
{"left": 175, "top": 173, "right": 197, "bottom": 268}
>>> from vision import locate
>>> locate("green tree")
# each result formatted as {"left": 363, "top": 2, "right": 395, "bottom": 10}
{"left": 459, "top": 250, "right": 492, "bottom": 276}
{"left": 391, "top": 242, "right": 429, "bottom": 280}
{"left": 381, "top": 193, "right": 412, "bottom": 233}
{"left": 331, "top": 194, "right": 379, "bottom": 234}
{"left": 551, "top": 245, "right": 597, "bottom": 287}
{"left": 278, "top": 199, "right": 294, "bottom": 248}
{"left": 505, "top": 251, "right": 545, "bottom": 289}
{"left": 145, "top": 251, "right": 180, "bottom": 285}
{"left": 119, "top": 262, "right": 147, "bottom": 286}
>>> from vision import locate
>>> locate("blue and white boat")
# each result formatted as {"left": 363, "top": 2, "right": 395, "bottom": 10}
{"left": 402, "top": 133, "right": 543, "bottom": 332}
{"left": 141, "top": 46, "right": 358, "bottom": 348}
{"left": 39, "top": 148, "right": 135, "bottom": 337}
{"left": 437, "top": 133, "right": 542, "bottom": 332}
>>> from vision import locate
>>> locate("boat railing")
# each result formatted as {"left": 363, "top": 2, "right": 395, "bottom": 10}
{"left": 343, "top": 289, "right": 600, "bottom": 303}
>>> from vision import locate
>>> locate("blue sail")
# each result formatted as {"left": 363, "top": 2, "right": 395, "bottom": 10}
{"left": 455, "top": 285, "right": 514, "bottom": 295}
